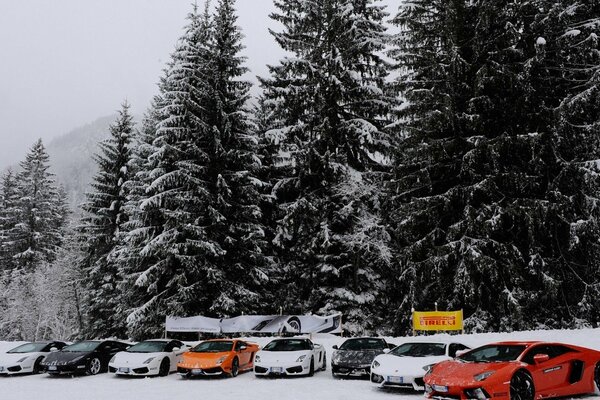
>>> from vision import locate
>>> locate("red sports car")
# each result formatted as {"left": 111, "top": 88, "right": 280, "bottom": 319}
{"left": 424, "top": 341, "right": 600, "bottom": 400}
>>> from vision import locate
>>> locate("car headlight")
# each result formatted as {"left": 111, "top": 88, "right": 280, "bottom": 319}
{"left": 254, "top": 355, "right": 261, "bottom": 363}
{"left": 423, "top": 364, "right": 435, "bottom": 375}
{"left": 17, "top": 357, "right": 29, "bottom": 363}
{"left": 110, "top": 356, "right": 116, "bottom": 363}
{"left": 296, "top": 355, "right": 306, "bottom": 363}
{"left": 474, "top": 371, "right": 495, "bottom": 381}
{"left": 143, "top": 357, "right": 155, "bottom": 364}
{"left": 216, "top": 356, "right": 227, "bottom": 365}
{"left": 372, "top": 360, "right": 380, "bottom": 368}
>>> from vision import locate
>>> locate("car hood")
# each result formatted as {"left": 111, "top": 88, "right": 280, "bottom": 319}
{"left": 180, "top": 351, "right": 230, "bottom": 366}
{"left": 113, "top": 351, "right": 162, "bottom": 365}
{"left": 427, "top": 359, "right": 521, "bottom": 385}
{"left": 374, "top": 354, "right": 450, "bottom": 375}
{"left": 257, "top": 350, "right": 309, "bottom": 363}
{"left": 0, "top": 352, "right": 40, "bottom": 364}
{"left": 43, "top": 351, "right": 90, "bottom": 364}
{"left": 332, "top": 349, "right": 383, "bottom": 366}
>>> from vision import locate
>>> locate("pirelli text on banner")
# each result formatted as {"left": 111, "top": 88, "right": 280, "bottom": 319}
{"left": 412, "top": 310, "right": 463, "bottom": 331}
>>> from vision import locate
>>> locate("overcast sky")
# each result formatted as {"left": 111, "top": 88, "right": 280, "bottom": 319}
{"left": 0, "top": 0, "right": 398, "bottom": 168}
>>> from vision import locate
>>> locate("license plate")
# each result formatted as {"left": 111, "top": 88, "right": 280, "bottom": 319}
{"left": 49, "top": 366, "right": 57, "bottom": 371}
{"left": 271, "top": 367, "right": 283, "bottom": 373}
{"left": 388, "top": 376, "right": 403, "bottom": 383}
{"left": 433, "top": 385, "right": 449, "bottom": 393}
{"left": 192, "top": 369, "right": 203, "bottom": 374}
{"left": 119, "top": 367, "right": 130, "bottom": 373}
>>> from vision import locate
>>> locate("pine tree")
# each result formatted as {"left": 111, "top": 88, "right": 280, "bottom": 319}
{"left": 0, "top": 169, "right": 19, "bottom": 270}
{"left": 79, "top": 102, "right": 133, "bottom": 338}
{"left": 7, "top": 139, "right": 67, "bottom": 270}
{"left": 261, "top": 0, "right": 393, "bottom": 333}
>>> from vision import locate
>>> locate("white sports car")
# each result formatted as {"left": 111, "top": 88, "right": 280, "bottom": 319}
{"left": 0, "top": 341, "right": 68, "bottom": 375}
{"left": 254, "top": 338, "right": 326, "bottom": 377}
{"left": 370, "top": 341, "right": 470, "bottom": 390}
{"left": 109, "top": 339, "right": 190, "bottom": 377}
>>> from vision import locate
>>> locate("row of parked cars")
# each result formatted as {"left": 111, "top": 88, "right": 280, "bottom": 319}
{"left": 2, "top": 337, "right": 600, "bottom": 400}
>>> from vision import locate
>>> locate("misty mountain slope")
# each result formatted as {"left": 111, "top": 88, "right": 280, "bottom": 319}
{"left": 46, "top": 115, "right": 131, "bottom": 210}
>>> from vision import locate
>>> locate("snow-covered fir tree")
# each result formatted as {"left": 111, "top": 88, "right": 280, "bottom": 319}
{"left": 5, "top": 140, "right": 68, "bottom": 270}
{"left": 0, "top": 169, "right": 19, "bottom": 270}
{"left": 79, "top": 102, "right": 133, "bottom": 338}
{"left": 261, "top": 0, "right": 394, "bottom": 333}
{"left": 387, "top": 0, "right": 600, "bottom": 333}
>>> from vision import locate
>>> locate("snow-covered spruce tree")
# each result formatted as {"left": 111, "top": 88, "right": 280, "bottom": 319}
{"left": 261, "top": 0, "right": 394, "bottom": 333}
{"left": 120, "top": 1, "right": 270, "bottom": 339}
{"left": 79, "top": 102, "right": 133, "bottom": 338}
{"left": 387, "top": 0, "right": 600, "bottom": 333}
{"left": 7, "top": 139, "right": 68, "bottom": 270}
{"left": 0, "top": 169, "right": 19, "bottom": 270}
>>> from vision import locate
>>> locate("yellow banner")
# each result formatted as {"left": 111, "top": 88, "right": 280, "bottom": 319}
{"left": 412, "top": 310, "right": 463, "bottom": 331}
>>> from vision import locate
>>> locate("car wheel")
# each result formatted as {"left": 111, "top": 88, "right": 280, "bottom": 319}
{"left": 308, "top": 357, "right": 314, "bottom": 377}
{"left": 510, "top": 370, "right": 534, "bottom": 400}
{"left": 321, "top": 353, "right": 327, "bottom": 371}
{"left": 594, "top": 362, "right": 600, "bottom": 391}
{"left": 159, "top": 358, "right": 170, "bottom": 377}
{"left": 231, "top": 357, "right": 239, "bottom": 377}
{"left": 87, "top": 358, "right": 101, "bottom": 375}
{"left": 284, "top": 316, "right": 302, "bottom": 333}
{"left": 33, "top": 357, "right": 44, "bottom": 374}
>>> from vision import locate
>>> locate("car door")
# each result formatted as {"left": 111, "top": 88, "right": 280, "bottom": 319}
{"left": 522, "top": 345, "right": 571, "bottom": 395}
{"left": 235, "top": 341, "right": 251, "bottom": 367}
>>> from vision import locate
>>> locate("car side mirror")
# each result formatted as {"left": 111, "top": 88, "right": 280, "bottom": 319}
{"left": 50, "top": 347, "right": 58, "bottom": 352}
{"left": 332, "top": 345, "right": 338, "bottom": 350}
{"left": 533, "top": 354, "right": 550, "bottom": 364}
{"left": 383, "top": 348, "right": 390, "bottom": 353}
{"left": 455, "top": 349, "right": 469, "bottom": 358}
{"left": 239, "top": 346, "right": 247, "bottom": 351}
{"left": 172, "top": 347, "right": 180, "bottom": 352}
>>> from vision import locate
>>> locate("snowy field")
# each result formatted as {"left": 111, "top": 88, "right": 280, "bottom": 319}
{"left": 2, "top": 329, "right": 600, "bottom": 400}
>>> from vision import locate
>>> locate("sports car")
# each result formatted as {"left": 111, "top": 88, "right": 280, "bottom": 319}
{"left": 331, "top": 337, "right": 393, "bottom": 378}
{"left": 254, "top": 337, "right": 326, "bottom": 377}
{"left": 424, "top": 341, "right": 600, "bottom": 400}
{"left": 40, "top": 340, "right": 131, "bottom": 375}
{"left": 109, "top": 339, "right": 190, "bottom": 377}
{"left": 177, "top": 339, "right": 259, "bottom": 378}
{"left": 371, "top": 340, "right": 470, "bottom": 390}
{"left": 0, "top": 341, "right": 68, "bottom": 375}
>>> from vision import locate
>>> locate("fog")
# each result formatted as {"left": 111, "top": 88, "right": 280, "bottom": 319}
{"left": 0, "top": 0, "right": 398, "bottom": 169}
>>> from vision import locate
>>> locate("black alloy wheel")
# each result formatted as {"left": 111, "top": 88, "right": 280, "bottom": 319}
{"left": 510, "top": 370, "right": 535, "bottom": 400}
{"left": 87, "top": 357, "right": 102, "bottom": 375}
{"left": 594, "top": 362, "right": 600, "bottom": 391}
{"left": 159, "top": 358, "right": 170, "bottom": 377}
{"left": 231, "top": 357, "right": 239, "bottom": 377}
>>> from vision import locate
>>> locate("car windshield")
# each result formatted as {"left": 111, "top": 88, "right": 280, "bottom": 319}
{"left": 127, "top": 341, "right": 168, "bottom": 353}
{"left": 339, "top": 338, "right": 386, "bottom": 351}
{"left": 191, "top": 341, "right": 233, "bottom": 353}
{"left": 390, "top": 342, "right": 446, "bottom": 357}
{"left": 62, "top": 341, "right": 100, "bottom": 352}
{"left": 459, "top": 345, "right": 526, "bottom": 363}
{"left": 7, "top": 343, "right": 48, "bottom": 353}
{"left": 263, "top": 339, "right": 311, "bottom": 352}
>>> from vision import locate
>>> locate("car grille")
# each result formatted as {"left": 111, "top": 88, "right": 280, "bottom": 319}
{"left": 133, "top": 367, "right": 149, "bottom": 374}
{"left": 254, "top": 366, "right": 268, "bottom": 373}
{"left": 7, "top": 366, "right": 22, "bottom": 372}
{"left": 286, "top": 366, "right": 303, "bottom": 374}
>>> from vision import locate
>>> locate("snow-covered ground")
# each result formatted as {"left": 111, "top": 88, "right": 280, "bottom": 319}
{"left": 2, "top": 328, "right": 600, "bottom": 400}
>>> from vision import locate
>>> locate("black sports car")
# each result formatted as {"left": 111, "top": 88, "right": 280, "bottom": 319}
{"left": 331, "top": 337, "right": 393, "bottom": 378}
{"left": 40, "top": 340, "right": 131, "bottom": 375}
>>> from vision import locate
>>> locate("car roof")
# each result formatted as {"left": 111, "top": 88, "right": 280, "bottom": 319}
{"left": 490, "top": 341, "right": 542, "bottom": 346}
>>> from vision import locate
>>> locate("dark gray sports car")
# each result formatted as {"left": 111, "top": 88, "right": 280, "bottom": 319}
{"left": 331, "top": 337, "right": 392, "bottom": 378}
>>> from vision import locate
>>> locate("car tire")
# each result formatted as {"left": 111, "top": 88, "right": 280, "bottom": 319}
{"left": 87, "top": 357, "right": 102, "bottom": 375}
{"left": 159, "top": 358, "right": 170, "bottom": 377}
{"left": 231, "top": 357, "right": 239, "bottom": 377}
{"left": 33, "top": 356, "right": 44, "bottom": 374}
{"left": 308, "top": 357, "right": 314, "bottom": 377}
{"left": 594, "top": 362, "right": 600, "bottom": 392}
{"left": 284, "top": 317, "right": 302, "bottom": 333}
{"left": 510, "top": 370, "right": 534, "bottom": 400}
{"left": 321, "top": 353, "right": 327, "bottom": 371}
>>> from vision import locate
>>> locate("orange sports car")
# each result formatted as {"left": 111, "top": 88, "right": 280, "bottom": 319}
{"left": 424, "top": 341, "right": 600, "bottom": 400}
{"left": 177, "top": 339, "right": 259, "bottom": 378}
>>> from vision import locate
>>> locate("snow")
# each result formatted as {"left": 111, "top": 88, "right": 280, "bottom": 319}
{"left": 2, "top": 329, "right": 600, "bottom": 400}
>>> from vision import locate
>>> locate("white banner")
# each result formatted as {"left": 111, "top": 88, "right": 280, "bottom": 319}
{"left": 166, "top": 313, "right": 342, "bottom": 334}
